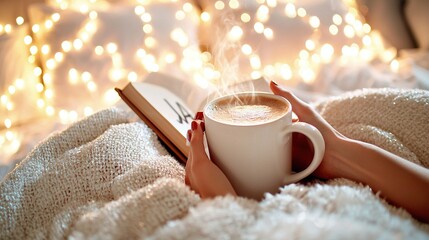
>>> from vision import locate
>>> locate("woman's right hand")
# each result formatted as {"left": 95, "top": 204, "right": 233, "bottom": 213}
{"left": 270, "top": 81, "right": 346, "bottom": 180}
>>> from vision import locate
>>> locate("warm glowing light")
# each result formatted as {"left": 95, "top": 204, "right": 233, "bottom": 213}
{"left": 135, "top": 6, "right": 145, "bottom": 15}
{"left": 241, "top": 13, "right": 251, "bottom": 23}
{"left": 73, "top": 39, "right": 84, "bottom": 50}
{"left": 256, "top": 5, "right": 270, "bottom": 22}
{"left": 329, "top": 25, "right": 338, "bottom": 35}
{"left": 297, "top": 8, "right": 306, "bottom": 17}
{"left": 345, "top": 12, "right": 355, "bottom": 25}
{"left": 279, "top": 64, "right": 292, "bottom": 80}
{"left": 300, "top": 67, "right": 315, "bottom": 83}
{"left": 254, "top": 22, "right": 264, "bottom": 34}
{"left": 215, "top": 1, "right": 225, "bottom": 10}
{"left": 0, "top": 95, "right": 7, "bottom": 104}
{"left": 145, "top": 36, "right": 157, "bottom": 48}
{"left": 37, "top": 99, "right": 45, "bottom": 108}
{"left": 229, "top": 0, "right": 240, "bottom": 9}
{"left": 16, "top": 17, "right": 24, "bottom": 25}
{"left": 321, "top": 43, "right": 334, "bottom": 63}
{"left": 95, "top": 45, "right": 104, "bottom": 55}
{"left": 362, "top": 35, "right": 371, "bottom": 46}
{"left": 333, "top": 14, "right": 342, "bottom": 25}
{"left": 45, "top": 89, "right": 54, "bottom": 99}
{"left": 4, "top": 24, "right": 12, "bottom": 33}
{"left": 32, "top": 24, "right": 40, "bottom": 33}
{"left": 201, "top": 12, "right": 211, "bottom": 22}
{"left": 175, "top": 10, "right": 185, "bottom": 20}
{"left": 309, "top": 16, "right": 320, "bottom": 28}
{"left": 89, "top": 11, "right": 98, "bottom": 20}
{"left": 30, "top": 45, "right": 38, "bottom": 55}
{"left": 45, "top": 19, "right": 53, "bottom": 29}
{"left": 305, "top": 39, "right": 316, "bottom": 51}
{"left": 363, "top": 23, "right": 371, "bottom": 33}
{"left": 165, "top": 53, "right": 176, "bottom": 64}
{"left": 61, "top": 41, "right": 72, "bottom": 52}
{"left": 82, "top": 71, "right": 92, "bottom": 82}
{"left": 127, "top": 71, "right": 138, "bottom": 82}
{"left": 33, "top": 67, "right": 42, "bottom": 77}
{"left": 84, "top": 107, "right": 93, "bottom": 116}
{"left": 390, "top": 59, "right": 399, "bottom": 73}
{"left": 36, "top": 83, "right": 44, "bottom": 92}
{"left": 8, "top": 86, "right": 16, "bottom": 95}
{"left": 106, "top": 43, "right": 118, "bottom": 54}
{"left": 15, "top": 79, "right": 25, "bottom": 89}
{"left": 250, "top": 55, "right": 261, "bottom": 69}
{"left": 299, "top": 50, "right": 309, "bottom": 60}
{"left": 43, "top": 73, "right": 52, "bottom": 85}
{"left": 143, "top": 24, "right": 153, "bottom": 33}
{"left": 141, "top": 13, "right": 152, "bottom": 23}
{"left": 4, "top": 119, "right": 12, "bottom": 129}
{"left": 87, "top": 81, "right": 97, "bottom": 92}
{"left": 41, "top": 44, "right": 50, "bottom": 55}
{"left": 183, "top": 2, "right": 193, "bottom": 12}
{"left": 170, "top": 28, "right": 188, "bottom": 47}
{"left": 52, "top": 13, "right": 60, "bottom": 22}
{"left": 263, "top": 28, "right": 274, "bottom": 40}
{"left": 46, "top": 106, "right": 55, "bottom": 116}
{"left": 69, "top": 68, "right": 79, "bottom": 84}
{"left": 55, "top": 52, "right": 64, "bottom": 62}
{"left": 104, "top": 89, "right": 120, "bottom": 104}
{"left": 228, "top": 26, "right": 243, "bottom": 41}
{"left": 241, "top": 44, "right": 252, "bottom": 55}
{"left": 24, "top": 35, "right": 32, "bottom": 45}
{"left": 285, "top": 3, "right": 297, "bottom": 18}
{"left": 343, "top": 25, "right": 355, "bottom": 38}
{"left": 46, "top": 59, "right": 56, "bottom": 69}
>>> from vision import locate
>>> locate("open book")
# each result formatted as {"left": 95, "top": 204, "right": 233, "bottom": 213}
{"left": 115, "top": 72, "right": 270, "bottom": 163}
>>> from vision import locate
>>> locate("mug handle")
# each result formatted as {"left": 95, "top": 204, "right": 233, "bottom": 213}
{"left": 282, "top": 122, "right": 325, "bottom": 184}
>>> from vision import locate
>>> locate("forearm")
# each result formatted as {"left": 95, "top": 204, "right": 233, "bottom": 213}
{"left": 331, "top": 137, "right": 429, "bottom": 223}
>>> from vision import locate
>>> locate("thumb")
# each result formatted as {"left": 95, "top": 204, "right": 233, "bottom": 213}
{"left": 269, "top": 81, "right": 313, "bottom": 118}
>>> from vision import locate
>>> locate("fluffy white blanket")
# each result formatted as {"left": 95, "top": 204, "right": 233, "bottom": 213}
{"left": 1, "top": 88, "right": 429, "bottom": 239}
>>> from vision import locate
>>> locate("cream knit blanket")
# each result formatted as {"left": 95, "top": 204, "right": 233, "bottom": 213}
{"left": 1, "top": 88, "right": 428, "bottom": 239}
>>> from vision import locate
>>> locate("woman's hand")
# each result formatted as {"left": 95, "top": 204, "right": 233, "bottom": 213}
{"left": 270, "top": 81, "right": 345, "bottom": 179}
{"left": 185, "top": 113, "right": 236, "bottom": 198}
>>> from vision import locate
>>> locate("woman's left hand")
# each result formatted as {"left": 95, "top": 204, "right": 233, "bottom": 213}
{"left": 185, "top": 113, "right": 237, "bottom": 198}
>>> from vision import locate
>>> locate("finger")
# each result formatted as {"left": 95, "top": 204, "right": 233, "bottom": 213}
{"left": 270, "top": 81, "right": 313, "bottom": 118}
{"left": 195, "top": 111, "right": 204, "bottom": 120}
{"left": 292, "top": 112, "right": 299, "bottom": 122}
{"left": 190, "top": 121, "right": 207, "bottom": 157}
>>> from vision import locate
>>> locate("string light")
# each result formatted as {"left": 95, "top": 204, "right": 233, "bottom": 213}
{"left": 0, "top": 0, "right": 401, "bottom": 159}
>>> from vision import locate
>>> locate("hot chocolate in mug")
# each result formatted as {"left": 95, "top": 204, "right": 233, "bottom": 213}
{"left": 203, "top": 92, "right": 325, "bottom": 200}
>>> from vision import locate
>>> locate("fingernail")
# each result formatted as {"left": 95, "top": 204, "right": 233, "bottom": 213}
{"left": 186, "top": 129, "right": 192, "bottom": 146}
{"left": 272, "top": 80, "right": 278, "bottom": 86}
{"left": 195, "top": 112, "right": 204, "bottom": 120}
{"left": 200, "top": 121, "right": 205, "bottom": 131}
{"left": 191, "top": 120, "right": 197, "bottom": 131}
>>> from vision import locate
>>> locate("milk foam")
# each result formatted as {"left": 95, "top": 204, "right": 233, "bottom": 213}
{"left": 207, "top": 95, "right": 288, "bottom": 125}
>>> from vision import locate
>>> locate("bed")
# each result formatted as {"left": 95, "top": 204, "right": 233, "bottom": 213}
{"left": 1, "top": 0, "right": 429, "bottom": 239}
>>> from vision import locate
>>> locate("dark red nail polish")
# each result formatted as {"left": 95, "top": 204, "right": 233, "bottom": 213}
{"left": 195, "top": 112, "right": 204, "bottom": 120}
{"left": 191, "top": 121, "right": 197, "bottom": 130}
{"left": 200, "top": 122, "right": 205, "bottom": 131}
{"left": 187, "top": 129, "right": 192, "bottom": 142}
{"left": 272, "top": 80, "right": 278, "bottom": 86}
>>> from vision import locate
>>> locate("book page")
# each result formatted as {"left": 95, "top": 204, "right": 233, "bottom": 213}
{"left": 133, "top": 83, "right": 194, "bottom": 139}
{"left": 143, "top": 73, "right": 212, "bottom": 113}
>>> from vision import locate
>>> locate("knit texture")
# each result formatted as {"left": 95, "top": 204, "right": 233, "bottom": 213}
{"left": 1, "top": 88, "right": 428, "bottom": 239}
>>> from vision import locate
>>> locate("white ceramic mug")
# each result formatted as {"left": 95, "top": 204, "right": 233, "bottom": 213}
{"left": 203, "top": 92, "right": 325, "bottom": 200}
